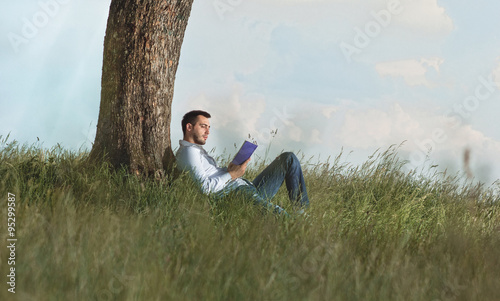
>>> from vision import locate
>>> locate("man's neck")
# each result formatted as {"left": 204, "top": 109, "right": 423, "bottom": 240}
{"left": 183, "top": 136, "right": 195, "bottom": 144}
{"left": 182, "top": 138, "right": 202, "bottom": 146}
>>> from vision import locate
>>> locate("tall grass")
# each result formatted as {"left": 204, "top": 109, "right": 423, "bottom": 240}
{"left": 1, "top": 139, "right": 500, "bottom": 301}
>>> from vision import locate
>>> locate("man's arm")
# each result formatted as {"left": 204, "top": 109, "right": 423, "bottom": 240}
{"left": 177, "top": 146, "right": 233, "bottom": 194}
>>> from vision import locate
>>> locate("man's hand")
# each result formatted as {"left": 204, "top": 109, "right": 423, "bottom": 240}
{"left": 228, "top": 158, "right": 251, "bottom": 180}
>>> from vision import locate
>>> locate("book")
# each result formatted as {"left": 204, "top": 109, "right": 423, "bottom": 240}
{"left": 232, "top": 140, "right": 258, "bottom": 165}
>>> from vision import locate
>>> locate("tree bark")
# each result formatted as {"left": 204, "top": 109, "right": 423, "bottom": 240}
{"left": 90, "top": 0, "right": 194, "bottom": 177}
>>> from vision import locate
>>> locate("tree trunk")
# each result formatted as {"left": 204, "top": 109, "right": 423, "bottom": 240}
{"left": 90, "top": 0, "right": 194, "bottom": 177}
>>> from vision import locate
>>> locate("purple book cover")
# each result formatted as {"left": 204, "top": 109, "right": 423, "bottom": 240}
{"left": 232, "top": 140, "right": 258, "bottom": 165}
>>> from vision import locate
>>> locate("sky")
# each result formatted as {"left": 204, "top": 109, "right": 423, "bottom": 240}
{"left": 1, "top": 0, "right": 500, "bottom": 185}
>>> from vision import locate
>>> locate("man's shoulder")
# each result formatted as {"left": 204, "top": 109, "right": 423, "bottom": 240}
{"left": 176, "top": 140, "right": 202, "bottom": 156}
{"left": 176, "top": 140, "right": 204, "bottom": 169}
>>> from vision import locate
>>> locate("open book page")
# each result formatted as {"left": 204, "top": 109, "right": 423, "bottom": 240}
{"left": 232, "top": 140, "right": 258, "bottom": 165}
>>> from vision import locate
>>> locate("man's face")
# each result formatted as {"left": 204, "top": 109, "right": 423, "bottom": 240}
{"left": 187, "top": 115, "right": 210, "bottom": 145}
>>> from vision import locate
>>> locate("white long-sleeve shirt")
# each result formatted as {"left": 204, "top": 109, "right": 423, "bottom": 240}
{"left": 175, "top": 140, "right": 248, "bottom": 195}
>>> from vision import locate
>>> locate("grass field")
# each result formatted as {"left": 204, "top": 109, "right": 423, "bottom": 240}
{"left": 1, "top": 138, "right": 500, "bottom": 301}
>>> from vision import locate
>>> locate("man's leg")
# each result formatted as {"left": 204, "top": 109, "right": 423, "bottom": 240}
{"left": 233, "top": 184, "right": 287, "bottom": 215}
{"left": 252, "top": 152, "right": 309, "bottom": 208}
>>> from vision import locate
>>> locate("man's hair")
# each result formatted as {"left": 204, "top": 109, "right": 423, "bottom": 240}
{"left": 181, "top": 110, "right": 211, "bottom": 135}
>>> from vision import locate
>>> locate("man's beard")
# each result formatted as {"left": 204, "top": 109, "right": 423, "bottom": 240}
{"left": 193, "top": 133, "right": 206, "bottom": 145}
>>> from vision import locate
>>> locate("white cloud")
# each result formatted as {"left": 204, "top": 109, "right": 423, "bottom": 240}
{"left": 493, "top": 58, "right": 500, "bottom": 90}
{"left": 322, "top": 106, "right": 338, "bottom": 118}
{"left": 336, "top": 103, "right": 419, "bottom": 149}
{"left": 396, "top": 0, "right": 454, "bottom": 35}
{"left": 322, "top": 99, "right": 500, "bottom": 183}
{"left": 331, "top": 99, "right": 499, "bottom": 157}
{"left": 288, "top": 123, "right": 303, "bottom": 142}
{"left": 186, "top": 83, "right": 267, "bottom": 138}
{"left": 245, "top": 0, "right": 454, "bottom": 35}
{"left": 426, "top": 125, "right": 500, "bottom": 184}
{"left": 310, "top": 129, "right": 322, "bottom": 144}
{"left": 421, "top": 57, "right": 444, "bottom": 72}
{"left": 375, "top": 57, "right": 444, "bottom": 87}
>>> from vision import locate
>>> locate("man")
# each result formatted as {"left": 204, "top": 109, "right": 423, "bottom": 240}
{"left": 175, "top": 110, "right": 309, "bottom": 215}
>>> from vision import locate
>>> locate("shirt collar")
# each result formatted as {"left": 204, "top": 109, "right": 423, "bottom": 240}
{"left": 179, "top": 139, "right": 203, "bottom": 149}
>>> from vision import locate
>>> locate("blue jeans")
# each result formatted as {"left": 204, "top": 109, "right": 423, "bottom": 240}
{"left": 234, "top": 152, "right": 309, "bottom": 215}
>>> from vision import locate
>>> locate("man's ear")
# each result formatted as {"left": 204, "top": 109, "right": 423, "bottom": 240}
{"left": 186, "top": 123, "right": 193, "bottom": 132}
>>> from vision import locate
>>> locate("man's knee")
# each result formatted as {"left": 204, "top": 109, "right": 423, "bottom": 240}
{"left": 278, "top": 152, "right": 301, "bottom": 169}
{"left": 279, "top": 152, "right": 297, "bottom": 162}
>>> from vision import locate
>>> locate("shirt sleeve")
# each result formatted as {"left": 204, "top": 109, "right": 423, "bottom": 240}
{"left": 176, "top": 145, "right": 233, "bottom": 194}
